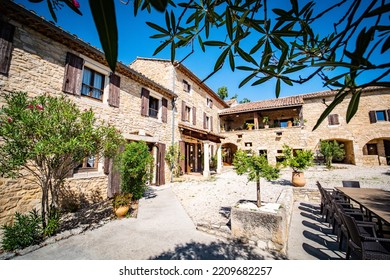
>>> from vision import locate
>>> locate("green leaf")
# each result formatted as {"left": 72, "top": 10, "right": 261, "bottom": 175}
{"left": 313, "top": 89, "right": 348, "bottom": 130}
{"left": 365, "top": 3, "right": 390, "bottom": 17}
{"left": 346, "top": 90, "right": 361, "bottom": 123}
{"left": 226, "top": 6, "right": 233, "bottom": 41}
{"left": 146, "top": 22, "right": 170, "bottom": 34}
{"left": 275, "top": 78, "right": 281, "bottom": 98}
{"left": 214, "top": 48, "right": 229, "bottom": 71}
{"left": 149, "top": 0, "right": 169, "bottom": 12}
{"left": 47, "top": 0, "right": 58, "bottom": 22}
{"left": 170, "top": 41, "right": 176, "bottom": 63}
{"left": 89, "top": 0, "right": 118, "bottom": 72}
{"left": 251, "top": 76, "right": 273, "bottom": 86}
{"left": 229, "top": 50, "right": 235, "bottom": 72}
{"left": 153, "top": 40, "right": 170, "bottom": 56}
{"left": 236, "top": 47, "right": 258, "bottom": 65}
{"left": 198, "top": 36, "right": 205, "bottom": 52}
{"left": 239, "top": 73, "right": 258, "bottom": 88}
{"left": 236, "top": 66, "right": 258, "bottom": 71}
{"left": 382, "top": 36, "right": 390, "bottom": 54}
{"left": 165, "top": 11, "right": 171, "bottom": 32}
{"left": 282, "top": 65, "right": 306, "bottom": 74}
{"left": 203, "top": 41, "right": 228, "bottom": 47}
{"left": 170, "top": 10, "right": 176, "bottom": 31}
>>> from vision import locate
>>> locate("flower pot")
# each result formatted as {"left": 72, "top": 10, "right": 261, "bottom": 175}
{"left": 115, "top": 205, "right": 130, "bottom": 218}
{"left": 287, "top": 121, "right": 292, "bottom": 127}
{"left": 292, "top": 171, "right": 306, "bottom": 187}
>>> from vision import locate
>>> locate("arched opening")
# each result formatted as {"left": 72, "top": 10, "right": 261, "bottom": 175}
{"left": 222, "top": 143, "right": 238, "bottom": 165}
{"left": 362, "top": 138, "right": 390, "bottom": 166}
{"left": 320, "top": 138, "right": 356, "bottom": 165}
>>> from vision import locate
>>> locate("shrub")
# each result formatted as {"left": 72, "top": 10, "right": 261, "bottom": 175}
{"left": 320, "top": 140, "right": 345, "bottom": 168}
{"left": 281, "top": 145, "right": 314, "bottom": 172}
{"left": 119, "top": 141, "right": 153, "bottom": 200}
{"left": 1, "top": 210, "right": 43, "bottom": 251}
{"left": 43, "top": 207, "right": 61, "bottom": 237}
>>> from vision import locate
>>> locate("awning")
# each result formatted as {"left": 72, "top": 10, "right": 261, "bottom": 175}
{"left": 178, "top": 123, "right": 225, "bottom": 143}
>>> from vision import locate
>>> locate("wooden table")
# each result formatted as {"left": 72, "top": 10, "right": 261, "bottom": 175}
{"left": 335, "top": 187, "right": 390, "bottom": 225}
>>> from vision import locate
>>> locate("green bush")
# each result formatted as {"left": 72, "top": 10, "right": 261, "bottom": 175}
{"left": 119, "top": 141, "right": 153, "bottom": 200}
{"left": 43, "top": 207, "right": 61, "bottom": 237}
{"left": 281, "top": 145, "right": 314, "bottom": 172}
{"left": 1, "top": 210, "right": 43, "bottom": 251}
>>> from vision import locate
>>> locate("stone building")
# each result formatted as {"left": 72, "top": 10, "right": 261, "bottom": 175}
{"left": 0, "top": 2, "right": 177, "bottom": 225}
{"left": 219, "top": 87, "right": 390, "bottom": 166}
{"left": 130, "top": 58, "right": 229, "bottom": 177}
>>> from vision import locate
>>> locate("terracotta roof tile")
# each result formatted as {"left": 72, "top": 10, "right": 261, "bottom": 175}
{"left": 219, "top": 95, "right": 304, "bottom": 115}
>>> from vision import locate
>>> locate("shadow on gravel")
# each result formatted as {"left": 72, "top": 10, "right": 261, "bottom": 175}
{"left": 149, "top": 240, "right": 287, "bottom": 260}
{"left": 270, "top": 179, "right": 292, "bottom": 186}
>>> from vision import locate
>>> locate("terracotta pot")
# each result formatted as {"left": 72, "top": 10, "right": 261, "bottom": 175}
{"left": 115, "top": 205, "right": 130, "bottom": 218}
{"left": 292, "top": 171, "right": 306, "bottom": 187}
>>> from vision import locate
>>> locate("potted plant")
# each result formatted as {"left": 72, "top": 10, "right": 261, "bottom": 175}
{"left": 246, "top": 123, "right": 254, "bottom": 130}
{"left": 281, "top": 144, "right": 314, "bottom": 187}
{"left": 113, "top": 193, "right": 132, "bottom": 218}
{"left": 287, "top": 120, "right": 293, "bottom": 127}
{"left": 293, "top": 117, "right": 300, "bottom": 126}
{"left": 262, "top": 116, "right": 269, "bottom": 128}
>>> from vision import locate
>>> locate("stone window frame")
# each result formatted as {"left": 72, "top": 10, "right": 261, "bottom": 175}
{"left": 206, "top": 97, "right": 213, "bottom": 108}
{"left": 81, "top": 66, "right": 105, "bottom": 101}
{"left": 74, "top": 154, "right": 99, "bottom": 173}
{"left": 183, "top": 79, "right": 191, "bottom": 93}
{"left": 141, "top": 88, "right": 168, "bottom": 123}
{"left": 369, "top": 109, "right": 390, "bottom": 123}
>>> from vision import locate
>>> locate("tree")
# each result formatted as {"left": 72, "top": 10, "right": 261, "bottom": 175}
{"left": 319, "top": 140, "right": 345, "bottom": 168}
{"left": 239, "top": 98, "right": 251, "bottom": 104}
{"left": 30, "top": 0, "right": 390, "bottom": 128}
{"left": 217, "top": 86, "right": 229, "bottom": 100}
{"left": 0, "top": 92, "right": 124, "bottom": 227}
{"left": 233, "top": 149, "right": 279, "bottom": 207}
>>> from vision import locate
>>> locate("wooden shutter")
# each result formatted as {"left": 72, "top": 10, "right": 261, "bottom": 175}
{"left": 181, "top": 100, "right": 186, "bottom": 121}
{"left": 62, "top": 52, "right": 84, "bottom": 95}
{"left": 210, "top": 116, "right": 214, "bottom": 131}
{"left": 107, "top": 145, "right": 124, "bottom": 198}
{"left": 328, "top": 114, "right": 339, "bottom": 125}
{"left": 369, "top": 111, "right": 377, "bottom": 123}
{"left": 203, "top": 112, "right": 207, "bottom": 129}
{"left": 0, "top": 21, "right": 15, "bottom": 75}
{"left": 179, "top": 141, "right": 185, "bottom": 175}
{"left": 162, "top": 98, "right": 168, "bottom": 123}
{"left": 156, "top": 143, "right": 166, "bottom": 186}
{"left": 103, "top": 157, "right": 110, "bottom": 175}
{"left": 108, "top": 73, "right": 120, "bottom": 108}
{"left": 141, "top": 88, "right": 150, "bottom": 116}
{"left": 192, "top": 106, "right": 196, "bottom": 125}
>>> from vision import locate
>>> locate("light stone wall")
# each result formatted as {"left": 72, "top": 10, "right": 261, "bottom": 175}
{"left": 221, "top": 88, "right": 390, "bottom": 166}
{"left": 0, "top": 20, "right": 173, "bottom": 225}
{"left": 131, "top": 59, "right": 227, "bottom": 155}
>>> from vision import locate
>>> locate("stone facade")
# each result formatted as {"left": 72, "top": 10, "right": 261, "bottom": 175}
{"left": 0, "top": 4, "right": 175, "bottom": 225}
{"left": 131, "top": 58, "right": 229, "bottom": 176}
{"left": 220, "top": 88, "right": 390, "bottom": 166}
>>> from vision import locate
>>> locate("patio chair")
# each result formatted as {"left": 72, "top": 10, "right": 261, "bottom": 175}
{"left": 342, "top": 180, "right": 360, "bottom": 188}
{"left": 341, "top": 213, "right": 390, "bottom": 259}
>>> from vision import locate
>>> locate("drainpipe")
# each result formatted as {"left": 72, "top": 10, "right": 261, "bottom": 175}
{"left": 171, "top": 64, "right": 178, "bottom": 183}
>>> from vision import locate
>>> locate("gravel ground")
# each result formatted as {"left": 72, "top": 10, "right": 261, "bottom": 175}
{"left": 170, "top": 165, "right": 390, "bottom": 227}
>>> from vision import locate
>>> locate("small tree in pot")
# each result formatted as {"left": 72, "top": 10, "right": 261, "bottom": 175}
{"left": 281, "top": 145, "right": 314, "bottom": 187}
{"left": 233, "top": 149, "right": 280, "bottom": 207}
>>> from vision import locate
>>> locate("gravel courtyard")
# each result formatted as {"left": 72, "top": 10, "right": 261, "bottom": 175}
{"left": 170, "top": 165, "right": 390, "bottom": 227}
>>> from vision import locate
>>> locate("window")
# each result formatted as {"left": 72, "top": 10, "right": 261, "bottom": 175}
{"left": 203, "top": 113, "right": 213, "bottom": 130}
{"left": 149, "top": 96, "right": 159, "bottom": 118}
{"left": 205, "top": 115, "right": 210, "bottom": 129}
{"left": 207, "top": 97, "right": 213, "bottom": 108}
{"left": 369, "top": 110, "right": 390, "bottom": 123}
{"left": 81, "top": 67, "right": 104, "bottom": 100}
{"left": 245, "top": 142, "right": 252, "bottom": 147}
{"left": 259, "top": 149, "right": 268, "bottom": 160}
{"left": 328, "top": 114, "right": 340, "bottom": 125}
{"left": 184, "top": 106, "right": 192, "bottom": 122}
{"left": 75, "top": 155, "right": 98, "bottom": 172}
{"left": 366, "top": 144, "right": 378, "bottom": 155}
{"left": 0, "top": 21, "right": 15, "bottom": 76}
{"left": 183, "top": 80, "right": 191, "bottom": 92}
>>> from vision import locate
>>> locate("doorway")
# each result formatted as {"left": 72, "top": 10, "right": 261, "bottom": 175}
{"left": 384, "top": 140, "right": 390, "bottom": 165}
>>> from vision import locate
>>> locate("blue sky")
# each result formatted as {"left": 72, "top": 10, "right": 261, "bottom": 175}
{"left": 13, "top": 0, "right": 388, "bottom": 102}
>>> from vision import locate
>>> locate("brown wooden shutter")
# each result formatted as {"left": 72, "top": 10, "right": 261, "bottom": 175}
{"left": 62, "top": 52, "right": 84, "bottom": 95}
{"left": 156, "top": 143, "right": 166, "bottom": 186}
{"left": 328, "top": 114, "right": 339, "bottom": 125}
{"left": 210, "top": 116, "right": 214, "bottom": 131}
{"left": 181, "top": 100, "right": 186, "bottom": 121}
{"left": 107, "top": 145, "right": 124, "bottom": 198}
{"left": 192, "top": 106, "right": 196, "bottom": 125}
{"left": 141, "top": 88, "right": 150, "bottom": 116}
{"left": 0, "top": 21, "right": 15, "bottom": 76}
{"left": 108, "top": 73, "right": 120, "bottom": 107}
{"left": 103, "top": 157, "right": 110, "bottom": 175}
{"left": 369, "top": 111, "right": 377, "bottom": 123}
{"left": 179, "top": 141, "right": 185, "bottom": 175}
{"left": 203, "top": 112, "right": 207, "bottom": 129}
{"left": 162, "top": 98, "right": 168, "bottom": 123}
